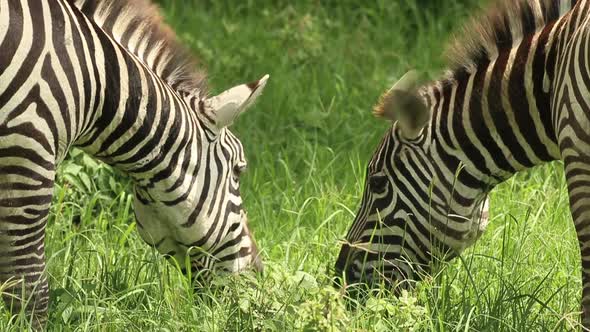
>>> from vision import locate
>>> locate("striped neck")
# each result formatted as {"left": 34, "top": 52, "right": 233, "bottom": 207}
{"left": 423, "top": 13, "right": 568, "bottom": 194}
{"left": 70, "top": 17, "right": 203, "bottom": 201}
{"left": 405, "top": 10, "right": 576, "bottom": 229}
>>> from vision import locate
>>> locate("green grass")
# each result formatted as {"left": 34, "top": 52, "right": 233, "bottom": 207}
{"left": 0, "top": 0, "right": 582, "bottom": 330}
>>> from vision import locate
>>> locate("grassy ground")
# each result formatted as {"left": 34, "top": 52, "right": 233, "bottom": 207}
{"left": 0, "top": 0, "right": 583, "bottom": 330}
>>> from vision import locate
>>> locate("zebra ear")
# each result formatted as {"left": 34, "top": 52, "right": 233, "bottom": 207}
{"left": 206, "top": 74, "right": 269, "bottom": 129}
{"left": 373, "top": 70, "right": 429, "bottom": 139}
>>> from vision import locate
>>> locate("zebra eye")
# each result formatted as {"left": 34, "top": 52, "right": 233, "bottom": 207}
{"left": 233, "top": 162, "right": 247, "bottom": 176}
{"left": 369, "top": 173, "right": 388, "bottom": 193}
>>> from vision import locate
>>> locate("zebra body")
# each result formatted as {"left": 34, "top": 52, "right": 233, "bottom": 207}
{"left": 336, "top": 0, "right": 590, "bottom": 326}
{"left": 0, "top": 0, "right": 267, "bottom": 326}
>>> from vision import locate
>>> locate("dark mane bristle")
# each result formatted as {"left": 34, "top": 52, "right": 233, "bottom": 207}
{"left": 70, "top": 0, "right": 207, "bottom": 97}
{"left": 444, "top": 0, "right": 575, "bottom": 74}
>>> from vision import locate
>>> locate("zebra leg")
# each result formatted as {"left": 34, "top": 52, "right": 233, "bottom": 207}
{"left": 563, "top": 152, "right": 590, "bottom": 329}
{"left": 558, "top": 95, "right": 590, "bottom": 328}
{"left": 0, "top": 167, "right": 55, "bottom": 328}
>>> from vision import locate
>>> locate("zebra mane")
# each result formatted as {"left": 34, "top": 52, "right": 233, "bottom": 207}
{"left": 71, "top": 0, "right": 208, "bottom": 97}
{"left": 444, "top": 0, "right": 572, "bottom": 73}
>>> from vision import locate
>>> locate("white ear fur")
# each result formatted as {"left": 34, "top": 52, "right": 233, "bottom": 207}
{"left": 206, "top": 74, "right": 269, "bottom": 129}
{"left": 373, "top": 70, "right": 429, "bottom": 139}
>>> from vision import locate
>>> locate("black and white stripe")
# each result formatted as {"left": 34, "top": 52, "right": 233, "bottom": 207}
{"left": 336, "top": 0, "right": 590, "bottom": 327}
{"left": 0, "top": 0, "right": 267, "bottom": 326}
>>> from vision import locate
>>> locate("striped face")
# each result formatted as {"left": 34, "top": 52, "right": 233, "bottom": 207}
{"left": 335, "top": 124, "right": 490, "bottom": 289}
{"left": 132, "top": 130, "right": 260, "bottom": 277}
{"left": 133, "top": 77, "right": 268, "bottom": 279}
{"left": 189, "top": 127, "right": 261, "bottom": 274}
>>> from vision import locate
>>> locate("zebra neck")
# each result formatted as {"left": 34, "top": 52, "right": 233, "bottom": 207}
{"left": 425, "top": 18, "right": 567, "bottom": 193}
{"left": 72, "top": 25, "right": 203, "bottom": 194}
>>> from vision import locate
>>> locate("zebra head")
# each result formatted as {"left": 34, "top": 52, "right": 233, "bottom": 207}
{"left": 335, "top": 71, "right": 490, "bottom": 290}
{"left": 133, "top": 75, "right": 269, "bottom": 278}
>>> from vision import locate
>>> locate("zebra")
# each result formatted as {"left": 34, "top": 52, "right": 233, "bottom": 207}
{"left": 334, "top": 0, "right": 590, "bottom": 326}
{"left": 0, "top": 0, "right": 268, "bottom": 326}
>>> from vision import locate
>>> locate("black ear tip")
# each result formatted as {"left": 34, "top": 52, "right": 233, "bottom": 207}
{"left": 246, "top": 74, "right": 270, "bottom": 92}
{"left": 246, "top": 80, "right": 259, "bottom": 90}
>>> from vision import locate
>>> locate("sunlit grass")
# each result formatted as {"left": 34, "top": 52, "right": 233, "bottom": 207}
{"left": 0, "top": 0, "right": 582, "bottom": 330}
